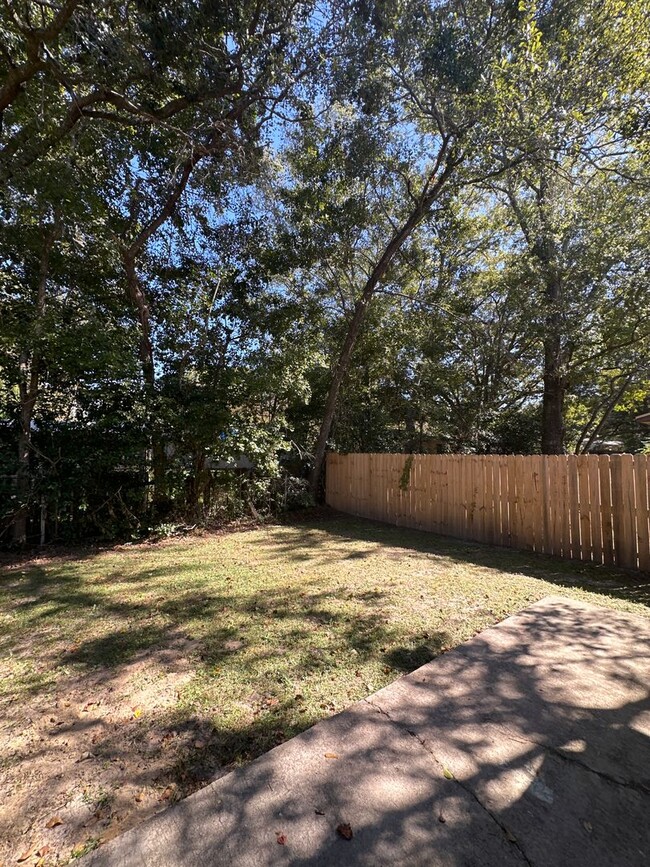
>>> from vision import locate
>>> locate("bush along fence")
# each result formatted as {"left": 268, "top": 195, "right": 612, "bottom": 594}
{"left": 325, "top": 452, "right": 650, "bottom": 572}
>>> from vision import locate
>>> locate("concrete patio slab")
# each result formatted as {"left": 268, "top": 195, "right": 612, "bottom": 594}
{"left": 83, "top": 596, "right": 650, "bottom": 867}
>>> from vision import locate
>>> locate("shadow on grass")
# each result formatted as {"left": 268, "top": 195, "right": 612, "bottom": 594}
{"left": 1, "top": 510, "right": 649, "bottom": 864}
{"left": 63, "top": 624, "right": 169, "bottom": 667}
{"left": 277, "top": 510, "right": 650, "bottom": 608}
{"left": 1, "top": 508, "right": 647, "bottom": 686}
{"left": 385, "top": 638, "right": 451, "bottom": 672}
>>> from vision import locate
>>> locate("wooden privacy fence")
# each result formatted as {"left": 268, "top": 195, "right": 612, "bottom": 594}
{"left": 326, "top": 452, "right": 650, "bottom": 572}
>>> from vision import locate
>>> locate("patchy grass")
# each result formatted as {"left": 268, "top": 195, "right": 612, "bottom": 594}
{"left": 1, "top": 511, "right": 648, "bottom": 864}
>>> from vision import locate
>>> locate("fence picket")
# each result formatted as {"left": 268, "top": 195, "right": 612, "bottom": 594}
{"left": 577, "top": 455, "right": 592, "bottom": 562}
{"left": 619, "top": 455, "right": 637, "bottom": 569}
{"left": 484, "top": 457, "right": 494, "bottom": 545}
{"left": 588, "top": 456, "right": 602, "bottom": 565}
{"left": 598, "top": 455, "right": 614, "bottom": 565}
{"left": 498, "top": 456, "right": 509, "bottom": 546}
{"left": 635, "top": 456, "right": 650, "bottom": 572}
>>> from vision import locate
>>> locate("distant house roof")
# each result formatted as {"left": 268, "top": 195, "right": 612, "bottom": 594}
{"left": 636, "top": 412, "right": 650, "bottom": 426}
{"left": 587, "top": 439, "right": 625, "bottom": 454}
{"left": 209, "top": 455, "right": 255, "bottom": 470}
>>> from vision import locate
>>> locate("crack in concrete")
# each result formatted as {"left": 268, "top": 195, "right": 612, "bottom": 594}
{"left": 364, "top": 697, "right": 535, "bottom": 867}
{"left": 489, "top": 724, "right": 650, "bottom": 797}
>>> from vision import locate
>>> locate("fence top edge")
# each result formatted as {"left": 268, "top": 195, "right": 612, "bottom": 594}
{"left": 327, "top": 452, "right": 644, "bottom": 458}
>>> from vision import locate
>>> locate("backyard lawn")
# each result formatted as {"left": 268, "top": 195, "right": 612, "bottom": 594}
{"left": 1, "top": 511, "right": 648, "bottom": 865}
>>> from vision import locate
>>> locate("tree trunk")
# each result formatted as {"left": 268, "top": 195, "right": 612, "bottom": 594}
{"left": 540, "top": 334, "right": 566, "bottom": 454}
{"left": 186, "top": 451, "right": 206, "bottom": 520}
{"left": 122, "top": 252, "right": 168, "bottom": 512}
{"left": 540, "top": 268, "right": 567, "bottom": 455}
{"left": 13, "top": 222, "right": 59, "bottom": 545}
{"left": 404, "top": 404, "right": 417, "bottom": 452}
{"left": 505, "top": 174, "right": 570, "bottom": 455}
{"left": 120, "top": 154, "right": 204, "bottom": 514}
{"left": 13, "top": 384, "right": 34, "bottom": 546}
{"left": 576, "top": 375, "right": 630, "bottom": 454}
{"left": 309, "top": 290, "right": 374, "bottom": 498}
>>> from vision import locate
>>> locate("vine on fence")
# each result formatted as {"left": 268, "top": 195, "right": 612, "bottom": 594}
{"left": 399, "top": 454, "right": 414, "bottom": 492}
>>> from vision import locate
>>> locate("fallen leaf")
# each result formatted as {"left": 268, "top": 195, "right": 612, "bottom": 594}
{"left": 45, "top": 816, "right": 63, "bottom": 829}
{"left": 135, "top": 792, "right": 144, "bottom": 803}
{"left": 76, "top": 751, "right": 94, "bottom": 763}
{"left": 442, "top": 767, "right": 454, "bottom": 780}
{"left": 36, "top": 846, "right": 51, "bottom": 857}
{"left": 158, "top": 785, "right": 176, "bottom": 801}
{"left": 276, "top": 833, "right": 287, "bottom": 845}
{"left": 224, "top": 640, "right": 244, "bottom": 652}
{"left": 324, "top": 753, "right": 338, "bottom": 759}
{"left": 504, "top": 827, "right": 518, "bottom": 843}
{"left": 16, "top": 847, "right": 34, "bottom": 862}
{"left": 583, "top": 821, "right": 593, "bottom": 833}
{"left": 133, "top": 707, "right": 142, "bottom": 719}
{"left": 337, "top": 823, "right": 353, "bottom": 841}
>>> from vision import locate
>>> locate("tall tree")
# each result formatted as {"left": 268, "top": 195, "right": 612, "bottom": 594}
{"left": 489, "top": 0, "right": 650, "bottom": 452}
{"left": 1, "top": 1, "right": 325, "bottom": 538}
{"left": 304, "top": 0, "right": 536, "bottom": 493}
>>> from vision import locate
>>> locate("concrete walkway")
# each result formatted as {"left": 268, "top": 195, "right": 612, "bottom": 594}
{"left": 83, "top": 596, "right": 650, "bottom": 867}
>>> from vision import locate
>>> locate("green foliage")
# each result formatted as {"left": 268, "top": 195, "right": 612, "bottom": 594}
{"left": 1, "top": 0, "right": 649, "bottom": 543}
{"left": 399, "top": 455, "right": 414, "bottom": 492}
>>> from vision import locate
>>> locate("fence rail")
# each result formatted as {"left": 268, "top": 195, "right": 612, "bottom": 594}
{"left": 326, "top": 452, "right": 650, "bottom": 572}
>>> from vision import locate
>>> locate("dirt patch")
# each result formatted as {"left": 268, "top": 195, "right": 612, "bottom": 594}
{"left": 0, "top": 633, "right": 214, "bottom": 865}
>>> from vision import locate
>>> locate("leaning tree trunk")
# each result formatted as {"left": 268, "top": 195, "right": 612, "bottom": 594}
{"left": 309, "top": 289, "right": 375, "bottom": 497}
{"left": 308, "top": 142, "right": 461, "bottom": 497}
{"left": 575, "top": 375, "right": 631, "bottom": 455}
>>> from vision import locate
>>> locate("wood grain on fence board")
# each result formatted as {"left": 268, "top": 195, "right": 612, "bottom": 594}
{"left": 326, "top": 452, "right": 650, "bottom": 572}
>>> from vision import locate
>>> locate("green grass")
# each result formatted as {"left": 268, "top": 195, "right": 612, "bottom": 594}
{"left": 1, "top": 511, "right": 648, "bottom": 789}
